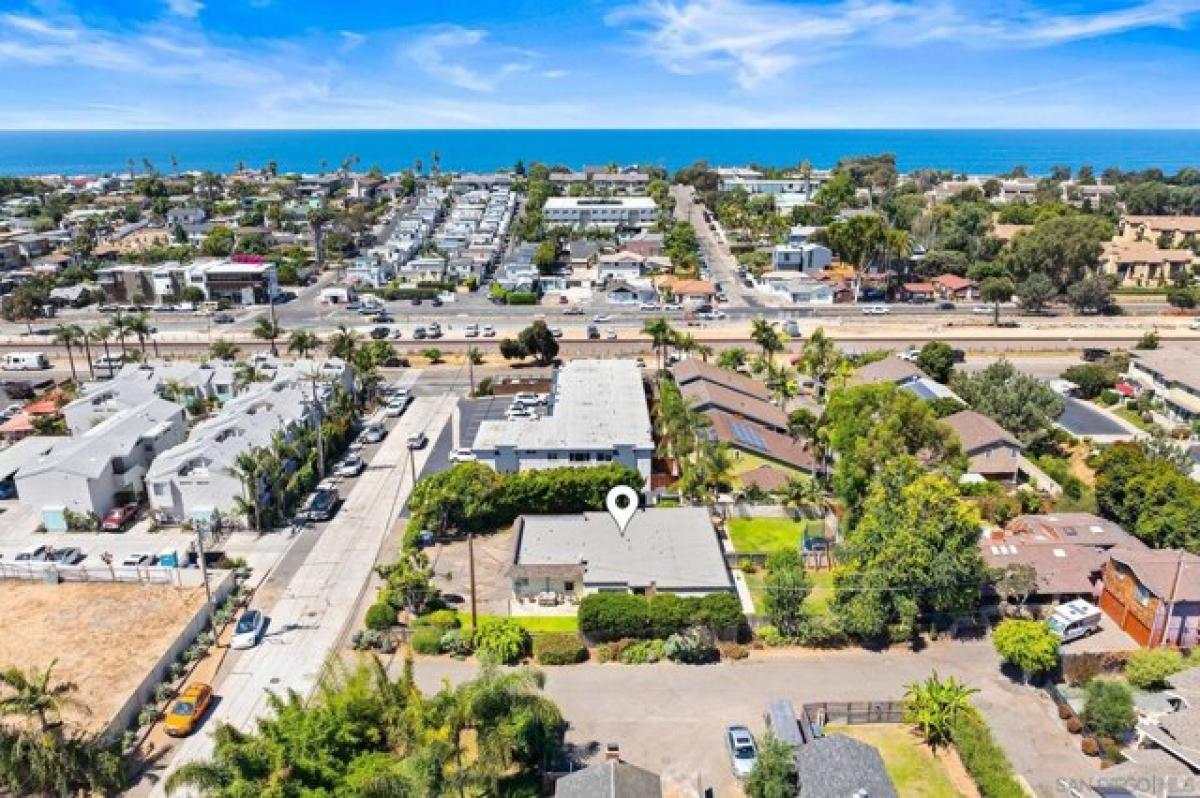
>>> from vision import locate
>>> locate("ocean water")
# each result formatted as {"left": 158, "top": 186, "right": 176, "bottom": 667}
{"left": 1, "top": 129, "right": 1199, "bottom": 177}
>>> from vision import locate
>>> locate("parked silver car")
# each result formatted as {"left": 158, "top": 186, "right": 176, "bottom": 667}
{"left": 725, "top": 725, "right": 758, "bottom": 779}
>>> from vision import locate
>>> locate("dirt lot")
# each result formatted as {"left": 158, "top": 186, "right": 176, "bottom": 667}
{"left": 0, "top": 582, "right": 210, "bottom": 733}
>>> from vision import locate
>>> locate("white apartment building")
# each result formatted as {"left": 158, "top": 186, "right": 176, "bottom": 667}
{"left": 771, "top": 243, "right": 833, "bottom": 274}
{"left": 471, "top": 360, "right": 654, "bottom": 485}
{"left": 542, "top": 197, "right": 658, "bottom": 230}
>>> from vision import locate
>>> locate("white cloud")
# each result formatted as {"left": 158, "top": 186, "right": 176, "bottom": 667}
{"left": 339, "top": 30, "right": 366, "bottom": 52}
{"left": 165, "top": 0, "right": 203, "bottom": 19}
{"left": 608, "top": 0, "right": 1200, "bottom": 90}
{"left": 405, "top": 25, "right": 532, "bottom": 93}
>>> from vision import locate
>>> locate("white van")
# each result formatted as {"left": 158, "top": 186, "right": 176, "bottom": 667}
{"left": 2, "top": 352, "right": 49, "bottom": 371}
{"left": 93, "top": 354, "right": 124, "bottom": 372}
{"left": 1048, "top": 599, "right": 1102, "bottom": 643}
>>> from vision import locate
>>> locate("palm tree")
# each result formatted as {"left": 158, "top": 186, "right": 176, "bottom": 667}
{"left": 779, "top": 475, "right": 822, "bottom": 519}
{"left": 87, "top": 325, "right": 115, "bottom": 379}
{"left": 125, "top": 313, "right": 153, "bottom": 358}
{"left": 232, "top": 362, "right": 267, "bottom": 393}
{"left": 326, "top": 324, "right": 361, "bottom": 362}
{"left": 209, "top": 339, "right": 240, "bottom": 361}
{"left": 287, "top": 329, "right": 321, "bottom": 359}
{"left": 799, "top": 327, "right": 840, "bottom": 400}
{"left": 307, "top": 208, "right": 330, "bottom": 273}
{"left": 0, "top": 660, "right": 88, "bottom": 733}
{"left": 230, "top": 448, "right": 265, "bottom": 531}
{"left": 750, "top": 318, "right": 786, "bottom": 367}
{"left": 903, "top": 672, "right": 978, "bottom": 750}
{"left": 51, "top": 325, "right": 81, "bottom": 382}
{"left": 111, "top": 311, "right": 131, "bottom": 358}
{"left": 716, "top": 347, "right": 748, "bottom": 372}
{"left": 771, "top": 366, "right": 800, "bottom": 411}
{"left": 640, "top": 317, "right": 674, "bottom": 372}
{"left": 251, "top": 315, "right": 283, "bottom": 357}
{"left": 74, "top": 324, "right": 95, "bottom": 381}
{"left": 467, "top": 346, "right": 483, "bottom": 396}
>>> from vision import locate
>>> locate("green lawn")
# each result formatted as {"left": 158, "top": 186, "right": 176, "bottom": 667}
{"left": 728, "top": 517, "right": 823, "bottom": 554}
{"left": 828, "top": 724, "right": 963, "bottom": 798}
{"left": 456, "top": 613, "right": 579, "bottom": 633}
{"left": 1113, "top": 406, "right": 1155, "bottom": 432}
{"left": 807, "top": 569, "right": 834, "bottom": 614}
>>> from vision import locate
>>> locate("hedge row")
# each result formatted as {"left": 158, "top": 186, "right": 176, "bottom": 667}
{"left": 577, "top": 592, "right": 745, "bottom": 643}
{"left": 951, "top": 709, "right": 1026, "bottom": 798}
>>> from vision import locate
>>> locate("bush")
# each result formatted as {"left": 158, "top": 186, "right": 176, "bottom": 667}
{"left": 410, "top": 627, "right": 444, "bottom": 655}
{"left": 1125, "top": 649, "right": 1185, "bottom": 690}
{"left": 578, "top": 593, "right": 649, "bottom": 642}
{"left": 472, "top": 618, "right": 530, "bottom": 665}
{"left": 1097, "top": 389, "right": 1119, "bottom": 406}
{"left": 1057, "top": 703, "right": 1073, "bottom": 720}
{"left": 620, "top": 639, "right": 666, "bottom": 664}
{"left": 757, "top": 625, "right": 787, "bottom": 647}
{"left": 533, "top": 633, "right": 588, "bottom": 666}
{"left": 506, "top": 291, "right": 538, "bottom": 305}
{"left": 1083, "top": 680, "right": 1136, "bottom": 739}
{"left": 647, "top": 594, "right": 693, "bottom": 639}
{"left": 1066, "top": 717, "right": 1083, "bottom": 734}
{"left": 694, "top": 592, "right": 746, "bottom": 639}
{"left": 364, "top": 602, "right": 396, "bottom": 631}
{"left": 950, "top": 709, "right": 1026, "bottom": 798}
{"left": 440, "top": 629, "right": 473, "bottom": 657}
{"left": 793, "top": 614, "right": 847, "bottom": 648}
{"left": 1081, "top": 737, "right": 1100, "bottom": 757}
{"left": 720, "top": 643, "right": 749, "bottom": 660}
{"left": 992, "top": 619, "right": 1059, "bottom": 680}
{"left": 418, "top": 609, "right": 461, "bottom": 630}
{"left": 664, "top": 629, "right": 719, "bottom": 664}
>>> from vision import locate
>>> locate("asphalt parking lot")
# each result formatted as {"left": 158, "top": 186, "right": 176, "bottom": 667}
{"left": 455, "top": 395, "right": 513, "bottom": 449}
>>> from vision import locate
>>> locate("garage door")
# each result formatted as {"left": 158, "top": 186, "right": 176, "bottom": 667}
{"left": 1099, "top": 589, "right": 1152, "bottom": 646}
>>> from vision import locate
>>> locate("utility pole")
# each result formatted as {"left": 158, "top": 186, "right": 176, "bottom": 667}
{"left": 267, "top": 288, "right": 280, "bottom": 357}
{"left": 308, "top": 377, "right": 325, "bottom": 477}
{"left": 1161, "top": 552, "right": 1186, "bottom": 649}
{"left": 195, "top": 524, "right": 218, "bottom": 637}
{"left": 468, "top": 531, "right": 478, "bottom": 630}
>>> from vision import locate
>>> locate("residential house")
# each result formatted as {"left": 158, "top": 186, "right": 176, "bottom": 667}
{"left": 981, "top": 513, "right": 1139, "bottom": 605}
{"left": 1119, "top": 216, "right": 1200, "bottom": 248}
{"left": 508, "top": 507, "right": 733, "bottom": 603}
{"left": 471, "top": 360, "right": 655, "bottom": 483}
{"left": 658, "top": 276, "right": 716, "bottom": 308}
{"left": 166, "top": 208, "right": 206, "bottom": 226}
{"left": 933, "top": 273, "right": 979, "bottom": 300}
{"left": 566, "top": 239, "right": 600, "bottom": 268}
{"left": 554, "top": 756, "right": 662, "bottom": 798}
{"left": 1102, "top": 241, "right": 1197, "bottom": 287}
{"left": 678, "top": 380, "right": 789, "bottom": 433}
{"left": 671, "top": 359, "right": 771, "bottom": 401}
{"left": 758, "top": 273, "right": 835, "bottom": 305}
{"left": 1127, "top": 347, "right": 1200, "bottom": 425}
{"left": 942, "top": 409, "right": 1022, "bottom": 483}
{"left": 900, "top": 282, "right": 937, "bottom": 302}
{"left": 850, "top": 356, "right": 962, "bottom": 403}
{"left": 705, "top": 409, "right": 817, "bottom": 475}
{"left": 621, "top": 231, "right": 664, "bottom": 258}
{"left": 606, "top": 279, "right": 657, "bottom": 305}
{"left": 793, "top": 735, "right": 897, "bottom": 798}
{"left": 15, "top": 398, "right": 186, "bottom": 529}
{"left": 397, "top": 256, "right": 447, "bottom": 285}
{"left": 596, "top": 251, "right": 646, "bottom": 286}
{"left": 1100, "top": 546, "right": 1200, "bottom": 647}
{"left": 771, "top": 242, "right": 832, "bottom": 274}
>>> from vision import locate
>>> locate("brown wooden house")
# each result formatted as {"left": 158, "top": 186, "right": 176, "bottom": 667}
{"left": 1099, "top": 546, "right": 1200, "bottom": 648}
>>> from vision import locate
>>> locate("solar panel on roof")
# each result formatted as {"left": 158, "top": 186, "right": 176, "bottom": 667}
{"left": 728, "top": 420, "right": 767, "bottom": 451}
{"left": 902, "top": 381, "right": 938, "bottom": 401}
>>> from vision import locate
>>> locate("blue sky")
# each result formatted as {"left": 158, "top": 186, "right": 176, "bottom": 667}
{"left": 1, "top": 0, "right": 1199, "bottom": 128}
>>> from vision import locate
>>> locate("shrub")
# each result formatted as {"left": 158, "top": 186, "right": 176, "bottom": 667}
{"left": 1063, "top": 652, "right": 1104, "bottom": 686}
{"left": 1057, "top": 704, "right": 1073, "bottom": 720}
{"left": 410, "top": 627, "right": 443, "bottom": 655}
{"left": 1066, "top": 717, "right": 1083, "bottom": 734}
{"left": 1083, "top": 680, "right": 1136, "bottom": 739}
{"left": 950, "top": 709, "right": 1026, "bottom": 798}
{"left": 1081, "top": 737, "right": 1100, "bottom": 757}
{"left": 578, "top": 593, "right": 648, "bottom": 641}
{"left": 472, "top": 618, "right": 530, "bottom": 665}
{"left": 793, "top": 614, "right": 847, "bottom": 648}
{"left": 620, "top": 639, "right": 666, "bottom": 664}
{"left": 720, "top": 643, "right": 749, "bottom": 660}
{"left": 364, "top": 602, "right": 396, "bottom": 631}
{"left": 694, "top": 592, "right": 746, "bottom": 638}
{"left": 992, "top": 620, "right": 1059, "bottom": 681}
{"left": 418, "top": 609, "right": 462, "bottom": 630}
{"left": 757, "top": 625, "right": 787, "bottom": 647}
{"left": 440, "top": 629, "right": 473, "bottom": 658}
{"left": 533, "top": 633, "right": 588, "bottom": 666}
{"left": 1097, "top": 389, "right": 1119, "bottom": 406}
{"left": 647, "top": 594, "right": 693, "bottom": 639}
{"left": 1125, "top": 649, "right": 1185, "bottom": 690}
{"left": 664, "top": 629, "right": 719, "bottom": 664}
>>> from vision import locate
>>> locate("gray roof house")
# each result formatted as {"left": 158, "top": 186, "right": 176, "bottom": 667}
{"left": 508, "top": 507, "right": 733, "bottom": 602}
{"left": 15, "top": 398, "right": 186, "bottom": 529}
{"left": 942, "top": 409, "right": 1022, "bottom": 481}
{"left": 554, "top": 759, "right": 662, "bottom": 798}
{"left": 794, "top": 734, "right": 897, "bottom": 798}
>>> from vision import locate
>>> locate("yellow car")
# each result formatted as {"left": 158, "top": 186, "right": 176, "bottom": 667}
{"left": 163, "top": 683, "right": 213, "bottom": 737}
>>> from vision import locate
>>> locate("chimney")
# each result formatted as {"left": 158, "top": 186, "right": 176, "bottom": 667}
{"left": 605, "top": 743, "right": 621, "bottom": 762}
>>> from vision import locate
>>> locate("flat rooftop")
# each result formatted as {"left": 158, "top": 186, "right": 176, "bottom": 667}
{"left": 544, "top": 196, "right": 657, "bottom": 210}
{"left": 0, "top": 582, "right": 211, "bottom": 733}
{"left": 472, "top": 360, "right": 653, "bottom": 452}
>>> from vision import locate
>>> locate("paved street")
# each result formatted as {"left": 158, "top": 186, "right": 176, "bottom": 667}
{"left": 412, "top": 642, "right": 1095, "bottom": 798}
{"left": 142, "top": 393, "right": 455, "bottom": 796}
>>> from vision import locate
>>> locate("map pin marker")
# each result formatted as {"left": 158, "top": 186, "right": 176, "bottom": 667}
{"left": 605, "top": 485, "right": 639, "bottom": 533}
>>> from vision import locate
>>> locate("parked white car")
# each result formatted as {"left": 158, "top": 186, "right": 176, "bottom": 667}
{"left": 861, "top": 304, "right": 890, "bottom": 315}
{"left": 449, "top": 448, "right": 477, "bottom": 463}
{"left": 335, "top": 455, "right": 366, "bottom": 478}
{"left": 231, "top": 609, "right": 267, "bottom": 650}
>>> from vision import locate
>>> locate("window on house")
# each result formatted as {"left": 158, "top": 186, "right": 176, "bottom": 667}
{"left": 564, "top": 581, "right": 575, "bottom": 592}
{"left": 1135, "top": 583, "right": 1151, "bottom": 607}
{"left": 569, "top": 453, "right": 589, "bottom": 462}
{"left": 153, "top": 483, "right": 165, "bottom": 496}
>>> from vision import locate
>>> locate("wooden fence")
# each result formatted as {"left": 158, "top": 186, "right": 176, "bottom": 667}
{"left": 802, "top": 700, "right": 905, "bottom": 725}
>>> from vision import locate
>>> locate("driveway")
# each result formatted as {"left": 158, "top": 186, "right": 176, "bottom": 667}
{"left": 412, "top": 641, "right": 1098, "bottom": 798}
{"left": 1057, "top": 398, "right": 1142, "bottom": 443}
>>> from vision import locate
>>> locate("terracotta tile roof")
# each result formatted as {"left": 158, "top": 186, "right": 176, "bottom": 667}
{"left": 933, "top": 273, "right": 977, "bottom": 291}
